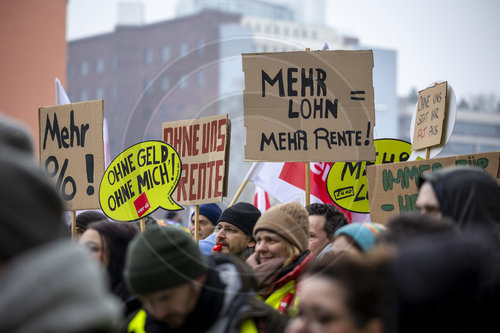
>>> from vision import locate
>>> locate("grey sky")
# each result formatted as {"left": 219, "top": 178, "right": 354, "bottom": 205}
{"left": 67, "top": 0, "right": 500, "bottom": 100}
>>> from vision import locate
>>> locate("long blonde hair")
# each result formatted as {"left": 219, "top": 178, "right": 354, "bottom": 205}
{"left": 283, "top": 240, "right": 302, "bottom": 268}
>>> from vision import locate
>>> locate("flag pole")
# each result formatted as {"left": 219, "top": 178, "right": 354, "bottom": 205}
{"left": 304, "top": 47, "right": 311, "bottom": 207}
{"left": 305, "top": 163, "right": 311, "bottom": 206}
{"left": 229, "top": 162, "right": 258, "bottom": 207}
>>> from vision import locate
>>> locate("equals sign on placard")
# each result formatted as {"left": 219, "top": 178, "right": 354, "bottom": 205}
{"left": 351, "top": 91, "right": 365, "bottom": 100}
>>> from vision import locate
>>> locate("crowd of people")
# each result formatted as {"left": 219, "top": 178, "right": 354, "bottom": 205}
{"left": 2, "top": 112, "right": 500, "bottom": 333}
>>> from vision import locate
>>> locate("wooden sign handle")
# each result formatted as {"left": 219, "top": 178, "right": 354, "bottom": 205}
{"left": 194, "top": 205, "right": 200, "bottom": 243}
{"left": 140, "top": 218, "right": 146, "bottom": 232}
{"left": 71, "top": 211, "right": 76, "bottom": 239}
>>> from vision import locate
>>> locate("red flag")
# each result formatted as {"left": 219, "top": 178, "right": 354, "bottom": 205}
{"left": 249, "top": 162, "right": 360, "bottom": 222}
{"left": 254, "top": 185, "right": 271, "bottom": 214}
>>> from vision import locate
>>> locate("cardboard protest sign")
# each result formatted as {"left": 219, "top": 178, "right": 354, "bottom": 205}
{"left": 366, "top": 150, "right": 500, "bottom": 223}
{"left": 327, "top": 139, "right": 412, "bottom": 213}
{"left": 99, "top": 141, "right": 182, "bottom": 221}
{"left": 39, "top": 100, "right": 104, "bottom": 210}
{"left": 162, "top": 114, "right": 230, "bottom": 205}
{"left": 242, "top": 50, "right": 375, "bottom": 162}
{"left": 412, "top": 82, "right": 447, "bottom": 150}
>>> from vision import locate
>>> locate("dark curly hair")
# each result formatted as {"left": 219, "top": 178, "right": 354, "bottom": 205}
{"left": 306, "top": 203, "right": 348, "bottom": 240}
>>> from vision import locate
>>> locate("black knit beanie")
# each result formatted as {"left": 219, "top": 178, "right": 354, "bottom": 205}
{"left": 218, "top": 202, "right": 261, "bottom": 237}
{"left": 124, "top": 226, "right": 208, "bottom": 295}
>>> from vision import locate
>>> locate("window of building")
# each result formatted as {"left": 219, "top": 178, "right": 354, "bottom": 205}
{"left": 143, "top": 78, "right": 153, "bottom": 95}
{"left": 109, "top": 85, "right": 118, "bottom": 101}
{"left": 67, "top": 64, "right": 74, "bottom": 78}
{"left": 196, "top": 72, "right": 204, "bottom": 87}
{"left": 274, "top": 26, "right": 280, "bottom": 34}
{"left": 80, "top": 89, "right": 88, "bottom": 101}
{"left": 254, "top": 23, "right": 261, "bottom": 32}
{"left": 178, "top": 43, "right": 189, "bottom": 57}
{"left": 179, "top": 74, "right": 188, "bottom": 90}
{"left": 161, "top": 45, "right": 171, "bottom": 62}
{"left": 283, "top": 27, "right": 289, "bottom": 36}
{"left": 110, "top": 55, "right": 118, "bottom": 71}
{"left": 161, "top": 75, "right": 170, "bottom": 92}
{"left": 95, "top": 58, "right": 104, "bottom": 74}
{"left": 293, "top": 29, "right": 299, "bottom": 38}
{"left": 95, "top": 86, "right": 104, "bottom": 100}
{"left": 196, "top": 40, "right": 204, "bottom": 55}
{"left": 80, "top": 61, "right": 89, "bottom": 76}
{"left": 311, "top": 30, "right": 318, "bottom": 39}
{"left": 302, "top": 29, "right": 308, "bottom": 38}
{"left": 144, "top": 48, "right": 154, "bottom": 65}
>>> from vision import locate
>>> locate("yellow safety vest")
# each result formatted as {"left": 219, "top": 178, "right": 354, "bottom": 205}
{"left": 128, "top": 309, "right": 258, "bottom": 333}
{"left": 128, "top": 309, "right": 146, "bottom": 333}
{"left": 264, "top": 280, "right": 297, "bottom": 315}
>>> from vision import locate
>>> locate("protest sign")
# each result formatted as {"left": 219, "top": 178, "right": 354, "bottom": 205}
{"left": 327, "top": 139, "right": 412, "bottom": 213}
{"left": 99, "top": 141, "right": 182, "bottom": 221}
{"left": 162, "top": 114, "right": 230, "bottom": 205}
{"left": 366, "top": 150, "right": 500, "bottom": 223}
{"left": 242, "top": 50, "right": 375, "bottom": 162}
{"left": 39, "top": 100, "right": 104, "bottom": 210}
{"left": 412, "top": 82, "right": 447, "bottom": 150}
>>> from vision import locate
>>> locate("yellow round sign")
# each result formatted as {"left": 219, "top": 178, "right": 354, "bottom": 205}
{"left": 326, "top": 139, "right": 411, "bottom": 213}
{"left": 99, "top": 141, "right": 182, "bottom": 221}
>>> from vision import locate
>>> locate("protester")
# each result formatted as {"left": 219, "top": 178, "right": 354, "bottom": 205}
{"left": 124, "top": 226, "right": 286, "bottom": 332}
{"left": 165, "top": 211, "right": 182, "bottom": 224}
{"left": 246, "top": 202, "right": 314, "bottom": 315}
{"left": 390, "top": 233, "right": 500, "bottom": 333}
{"left": 377, "top": 212, "right": 458, "bottom": 248}
{"left": 190, "top": 203, "right": 222, "bottom": 240}
{"left": 0, "top": 115, "right": 122, "bottom": 332}
{"left": 286, "top": 253, "right": 389, "bottom": 333}
{"left": 306, "top": 203, "right": 348, "bottom": 259}
{"left": 329, "top": 222, "right": 386, "bottom": 256}
{"left": 214, "top": 202, "right": 261, "bottom": 260}
{"left": 75, "top": 210, "right": 109, "bottom": 237}
{"left": 0, "top": 240, "right": 123, "bottom": 332}
{"left": 417, "top": 166, "right": 500, "bottom": 229}
{"left": 80, "top": 220, "right": 140, "bottom": 316}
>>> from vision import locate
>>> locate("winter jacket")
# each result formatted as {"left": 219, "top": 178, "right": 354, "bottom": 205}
{"left": 249, "top": 251, "right": 314, "bottom": 315}
{"left": 127, "top": 254, "right": 286, "bottom": 333}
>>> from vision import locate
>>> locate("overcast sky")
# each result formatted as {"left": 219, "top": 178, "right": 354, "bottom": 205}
{"left": 67, "top": 0, "right": 500, "bottom": 100}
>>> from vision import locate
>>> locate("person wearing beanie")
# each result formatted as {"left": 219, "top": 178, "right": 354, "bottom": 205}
{"left": 214, "top": 202, "right": 261, "bottom": 260}
{"left": 246, "top": 202, "right": 314, "bottom": 315}
{"left": 0, "top": 115, "right": 122, "bottom": 332}
{"left": 75, "top": 210, "right": 109, "bottom": 238}
{"left": 0, "top": 133, "right": 67, "bottom": 262}
{"left": 124, "top": 226, "right": 286, "bottom": 332}
{"left": 330, "top": 222, "right": 386, "bottom": 255}
{"left": 189, "top": 203, "right": 222, "bottom": 240}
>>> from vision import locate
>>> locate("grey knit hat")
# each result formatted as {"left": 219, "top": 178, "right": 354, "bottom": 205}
{"left": 124, "top": 226, "right": 208, "bottom": 295}
{"left": 0, "top": 113, "right": 34, "bottom": 155}
{"left": 0, "top": 116, "right": 67, "bottom": 260}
